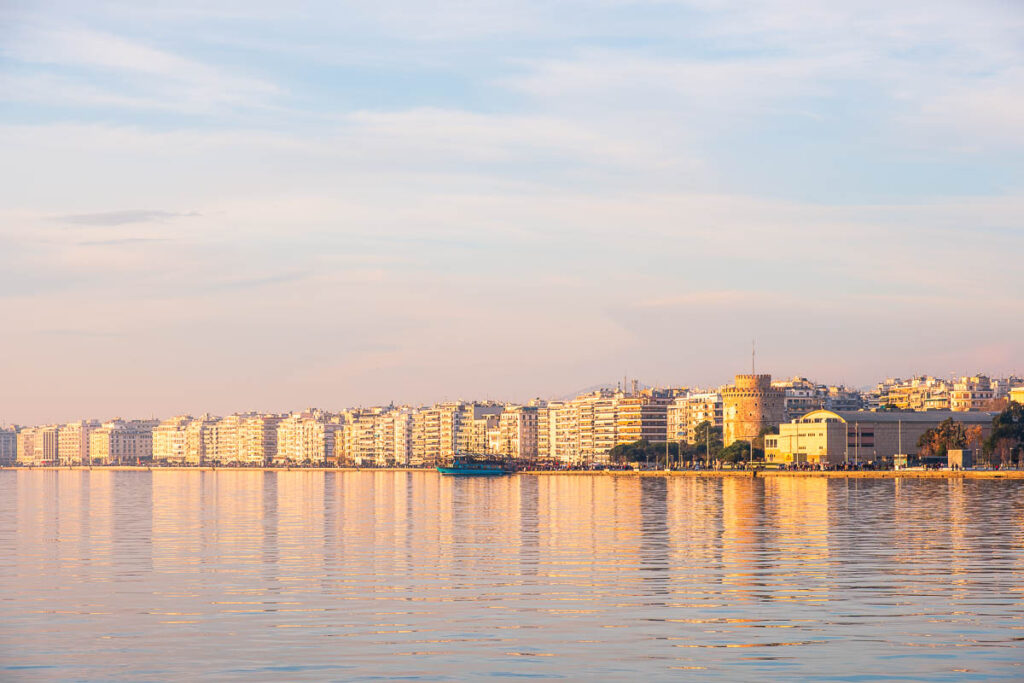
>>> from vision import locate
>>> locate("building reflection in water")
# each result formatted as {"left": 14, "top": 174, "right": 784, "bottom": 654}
{"left": 3, "top": 470, "right": 1024, "bottom": 681}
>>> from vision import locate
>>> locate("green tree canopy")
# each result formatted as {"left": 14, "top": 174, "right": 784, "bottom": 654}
{"left": 718, "top": 440, "right": 763, "bottom": 463}
{"left": 984, "top": 403, "right": 1024, "bottom": 463}
{"left": 608, "top": 440, "right": 682, "bottom": 464}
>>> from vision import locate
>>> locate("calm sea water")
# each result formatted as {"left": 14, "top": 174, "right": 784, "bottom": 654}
{"left": 1, "top": 471, "right": 1022, "bottom": 681}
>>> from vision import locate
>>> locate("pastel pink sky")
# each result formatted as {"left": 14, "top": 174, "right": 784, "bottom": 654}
{"left": 1, "top": 1, "right": 1022, "bottom": 425}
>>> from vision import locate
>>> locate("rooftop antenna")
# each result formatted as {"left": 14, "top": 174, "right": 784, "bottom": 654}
{"left": 752, "top": 339, "right": 756, "bottom": 375}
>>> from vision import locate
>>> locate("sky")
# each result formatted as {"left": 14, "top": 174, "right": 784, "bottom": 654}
{"left": 1, "top": 0, "right": 1022, "bottom": 425}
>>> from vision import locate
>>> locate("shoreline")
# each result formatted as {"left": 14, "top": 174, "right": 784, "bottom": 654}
{"left": 2, "top": 466, "right": 1023, "bottom": 479}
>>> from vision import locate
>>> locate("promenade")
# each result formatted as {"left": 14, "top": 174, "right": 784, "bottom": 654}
{"left": 4, "top": 466, "right": 1023, "bottom": 479}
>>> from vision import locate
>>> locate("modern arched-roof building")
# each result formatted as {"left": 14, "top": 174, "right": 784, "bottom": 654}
{"left": 764, "top": 409, "right": 996, "bottom": 465}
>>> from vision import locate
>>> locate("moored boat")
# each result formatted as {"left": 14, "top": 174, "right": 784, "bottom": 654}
{"left": 437, "top": 454, "right": 510, "bottom": 476}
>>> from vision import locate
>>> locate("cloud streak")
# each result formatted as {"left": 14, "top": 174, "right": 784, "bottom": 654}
{"left": 58, "top": 210, "right": 199, "bottom": 226}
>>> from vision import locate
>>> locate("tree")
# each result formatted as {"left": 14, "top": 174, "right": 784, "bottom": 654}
{"left": 718, "top": 440, "right": 762, "bottom": 463}
{"left": 917, "top": 418, "right": 967, "bottom": 459}
{"left": 692, "top": 420, "right": 723, "bottom": 459}
{"left": 966, "top": 425, "right": 984, "bottom": 451}
{"left": 984, "top": 403, "right": 1024, "bottom": 466}
{"left": 608, "top": 439, "right": 682, "bottom": 464}
{"left": 755, "top": 424, "right": 779, "bottom": 450}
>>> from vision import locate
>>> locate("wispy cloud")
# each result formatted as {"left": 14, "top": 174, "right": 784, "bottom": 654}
{"left": 3, "top": 25, "right": 280, "bottom": 112}
{"left": 77, "top": 237, "right": 171, "bottom": 246}
{"left": 57, "top": 210, "right": 198, "bottom": 226}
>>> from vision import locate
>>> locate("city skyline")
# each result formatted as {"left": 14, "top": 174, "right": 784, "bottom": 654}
{"left": 3, "top": 1, "right": 1022, "bottom": 426}
{"left": 3, "top": 367, "right": 1017, "bottom": 428}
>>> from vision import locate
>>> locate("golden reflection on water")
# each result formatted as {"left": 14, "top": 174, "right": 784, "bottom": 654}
{"left": 1, "top": 471, "right": 1024, "bottom": 681}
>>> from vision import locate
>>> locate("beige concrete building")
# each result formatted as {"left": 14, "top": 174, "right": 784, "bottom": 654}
{"left": 275, "top": 411, "right": 341, "bottom": 465}
{"left": 772, "top": 377, "right": 824, "bottom": 420}
{"left": 456, "top": 403, "right": 503, "bottom": 455}
{"left": 338, "top": 410, "right": 377, "bottom": 466}
{"left": 410, "top": 408, "right": 437, "bottom": 466}
{"left": 236, "top": 414, "right": 283, "bottom": 466}
{"left": 615, "top": 392, "right": 671, "bottom": 445}
{"left": 667, "top": 392, "right": 723, "bottom": 444}
{"left": 950, "top": 376, "right": 994, "bottom": 412}
{"left": 17, "top": 425, "right": 59, "bottom": 465}
{"left": 536, "top": 402, "right": 562, "bottom": 461}
{"left": 765, "top": 409, "right": 996, "bottom": 466}
{"left": 182, "top": 416, "right": 219, "bottom": 465}
{"left": 1011, "top": 387, "right": 1024, "bottom": 406}
{"left": 58, "top": 420, "right": 100, "bottom": 465}
{"left": 409, "top": 401, "right": 493, "bottom": 466}
{"left": 89, "top": 419, "right": 158, "bottom": 464}
{"left": 498, "top": 405, "right": 539, "bottom": 459}
{"left": 532, "top": 388, "right": 674, "bottom": 465}
{"left": 152, "top": 416, "right": 191, "bottom": 464}
{"left": 875, "top": 376, "right": 950, "bottom": 411}
{"left": 722, "top": 374, "right": 785, "bottom": 446}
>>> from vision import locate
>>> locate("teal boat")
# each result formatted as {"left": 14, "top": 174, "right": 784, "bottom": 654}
{"left": 437, "top": 454, "right": 511, "bottom": 476}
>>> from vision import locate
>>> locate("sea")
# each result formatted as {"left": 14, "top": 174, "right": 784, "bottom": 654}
{"left": 1, "top": 470, "right": 1022, "bottom": 681}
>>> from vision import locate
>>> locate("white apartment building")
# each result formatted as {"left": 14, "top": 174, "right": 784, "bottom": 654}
{"left": 58, "top": 420, "right": 100, "bottom": 465}
{"left": 152, "top": 416, "right": 191, "bottom": 464}
{"left": 276, "top": 411, "right": 342, "bottom": 465}
{"left": 237, "top": 414, "right": 283, "bottom": 466}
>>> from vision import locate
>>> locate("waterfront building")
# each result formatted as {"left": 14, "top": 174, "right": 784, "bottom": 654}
{"left": 764, "top": 409, "right": 996, "bottom": 466}
{"left": 536, "top": 402, "right": 560, "bottom": 460}
{"left": 337, "top": 409, "right": 378, "bottom": 466}
{"left": 722, "top": 374, "right": 785, "bottom": 446}
{"left": 457, "top": 403, "right": 503, "bottom": 454}
{"left": 615, "top": 390, "right": 671, "bottom": 445}
{"left": 498, "top": 405, "right": 539, "bottom": 459}
{"left": 208, "top": 414, "right": 241, "bottom": 464}
{"left": 183, "top": 416, "right": 219, "bottom": 465}
{"left": 0, "top": 427, "right": 16, "bottom": 465}
{"left": 409, "top": 402, "right": 476, "bottom": 466}
{"left": 58, "top": 420, "right": 100, "bottom": 465}
{"left": 89, "top": 419, "right": 158, "bottom": 465}
{"left": 373, "top": 408, "right": 413, "bottom": 466}
{"left": 593, "top": 395, "right": 617, "bottom": 455}
{"left": 275, "top": 411, "right": 341, "bottom": 465}
{"left": 534, "top": 388, "right": 675, "bottom": 464}
{"left": 666, "top": 392, "right": 723, "bottom": 443}
{"left": 17, "top": 425, "right": 59, "bottom": 465}
{"left": 151, "top": 416, "right": 191, "bottom": 464}
{"left": 236, "top": 413, "right": 282, "bottom": 465}
{"left": 337, "top": 406, "right": 414, "bottom": 467}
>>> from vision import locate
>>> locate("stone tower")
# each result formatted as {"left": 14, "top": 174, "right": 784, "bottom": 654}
{"left": 722, "top": 374, "right": 785, "bottom": 446}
